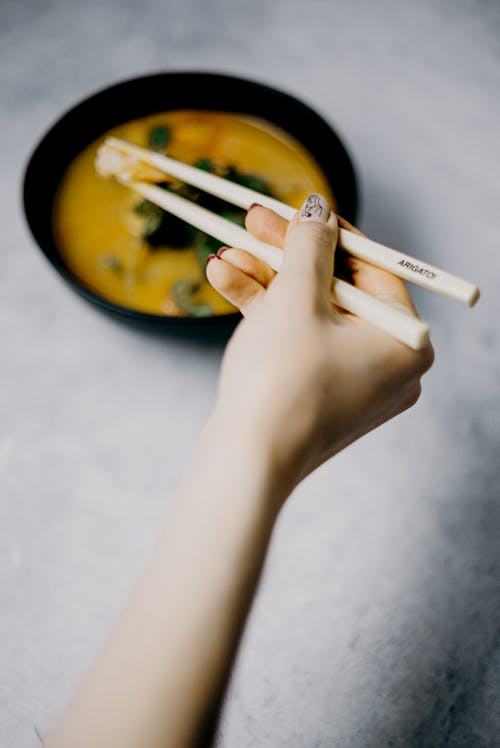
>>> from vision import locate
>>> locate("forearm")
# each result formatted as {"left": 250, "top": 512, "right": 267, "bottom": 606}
{"left": 45, "top": 409, "right": 295, "bottom": 748}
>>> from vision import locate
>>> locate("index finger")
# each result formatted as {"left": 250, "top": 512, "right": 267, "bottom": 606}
{"left": 245, "top": 204, "right": 288, "bottom": 247}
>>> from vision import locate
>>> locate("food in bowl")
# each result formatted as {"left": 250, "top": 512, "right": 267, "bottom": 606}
{"left": 52, "top": 110, "right": 336, "bottom": 318}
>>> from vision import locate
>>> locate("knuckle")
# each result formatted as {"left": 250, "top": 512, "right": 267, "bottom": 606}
{"left": 391, "top": 339, "right": 434, "bottom": 380}
{"left": 419, "top": 342, "right": 435, "bottom": 374}
{"left": 404, "top": 383, "right": 422, "bottom": 410}
{"left": 294, "top": 221, "right": 335, "bottom": 248}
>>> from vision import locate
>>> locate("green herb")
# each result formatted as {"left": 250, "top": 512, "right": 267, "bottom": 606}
{"left": 147, "top": 211, "right": 197, "bottom": 248}
{"left": 100, "top": 254, "right": 123, "bottom": 273}
{"left": 171, "top": 279, "right": 213, "bottom": 317}
{"left": 224, "top": 165, "right": 273, "bottom": 196}
{"left": 195, "top": 234, "right": 221, "bottom": 270}
{"left": 134, "top": 199, "right": 163, "bottom": 237}
{"left": 148, "top": 125, "right": 171, "bottom": 152}
{"left": 194, "top": 158, "right": 216, "bottom": 173}
{"left": 134, "top": 200, "right": 153, "bottom": 216}
{"left": 220, "top": 209, "right": 246, "bottom": 227}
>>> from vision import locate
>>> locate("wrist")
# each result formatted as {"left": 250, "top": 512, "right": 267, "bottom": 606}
{"left": 203, "top": 404, "right": 305, "bottom": 507}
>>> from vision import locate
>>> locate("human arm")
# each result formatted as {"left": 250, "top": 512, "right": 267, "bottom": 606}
{"left": 44, "top": 416, "right": 292, "bottom": 748}
{"left": 44, "top": 196, "right": 433, "bottom": 748}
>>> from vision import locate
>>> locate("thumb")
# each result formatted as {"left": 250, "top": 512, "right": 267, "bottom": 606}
{"left": 281, "top": 194, "right": 338, "bottom": 295}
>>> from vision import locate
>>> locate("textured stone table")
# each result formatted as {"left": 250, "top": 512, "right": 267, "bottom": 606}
{"left": 1, "top": 1, "right": 499, "bottom": 745}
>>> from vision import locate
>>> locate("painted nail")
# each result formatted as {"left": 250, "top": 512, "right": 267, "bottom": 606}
{"left": 248, "top": 202, "right": 262, "bottom": 212}
{"left": 298, "top": 193, "right": 330, "bottom": 224}
{"left": 206, "top": 253, "right": 218, "bottom": 265}
{"left": 217, "top": 246, "right": 229, "bottom": 257}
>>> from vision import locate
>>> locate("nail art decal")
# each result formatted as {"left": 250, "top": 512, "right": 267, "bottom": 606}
{"left": 299, "top": 193, "right": 330, "bottom": 223}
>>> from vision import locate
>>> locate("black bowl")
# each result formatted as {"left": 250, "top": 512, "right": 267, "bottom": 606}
{"left": 23, "top": 71, "right": 359, "bottom": 340}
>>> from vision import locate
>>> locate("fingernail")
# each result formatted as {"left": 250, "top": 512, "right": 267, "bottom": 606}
{"left": 206, "top": 253, "right": 218, "bottom": 265}
{"left": 217, "top": 246, "right": 229, "bottom": 257}
{"left": 299, "top": 193, "right": 330, "bottom": 224}
{"left": 248, "top": 202, "right": 262, "bottom": 212}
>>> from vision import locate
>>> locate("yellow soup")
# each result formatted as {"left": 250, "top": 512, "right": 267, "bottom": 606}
{"left": 53, "top": 110, "right": 335, "bottom": 317}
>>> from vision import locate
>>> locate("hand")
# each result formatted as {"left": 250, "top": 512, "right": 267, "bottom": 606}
{"left": 44, "top": 196, "right": 433, "bottom": 748}
{"left": 206, "top": 195, "right": 434, "bottom": 489}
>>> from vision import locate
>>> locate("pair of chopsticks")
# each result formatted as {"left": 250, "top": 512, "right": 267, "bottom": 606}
{"left": 100, "top": 137, "right": 479, "bottom": 350}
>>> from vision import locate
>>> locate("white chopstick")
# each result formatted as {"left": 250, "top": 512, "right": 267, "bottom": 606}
{"left": 106, "top": 137, "right": 479, "bottom": 307}
{"left": 121, "top": 179, "right": 430, "bottom": 350}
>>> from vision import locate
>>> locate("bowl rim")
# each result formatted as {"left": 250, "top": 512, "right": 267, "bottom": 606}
{"left": 22, "top": 70, "right": 359, "bottom": 327}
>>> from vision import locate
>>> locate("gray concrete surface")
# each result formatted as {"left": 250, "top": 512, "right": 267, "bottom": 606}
{"left": 1, "top": 0, "right": 499, "bottom": 745}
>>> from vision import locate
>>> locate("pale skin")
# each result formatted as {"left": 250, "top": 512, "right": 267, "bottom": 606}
{"left": 44, "top": 199, "right": 434, "bottom": 748}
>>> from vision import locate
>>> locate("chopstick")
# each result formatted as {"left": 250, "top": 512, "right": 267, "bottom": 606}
{"left": 119, "top": 178, "right": 430, "bottom": 350}
{"left": 106, "top": 137, "right": 479, "bottom": 307}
